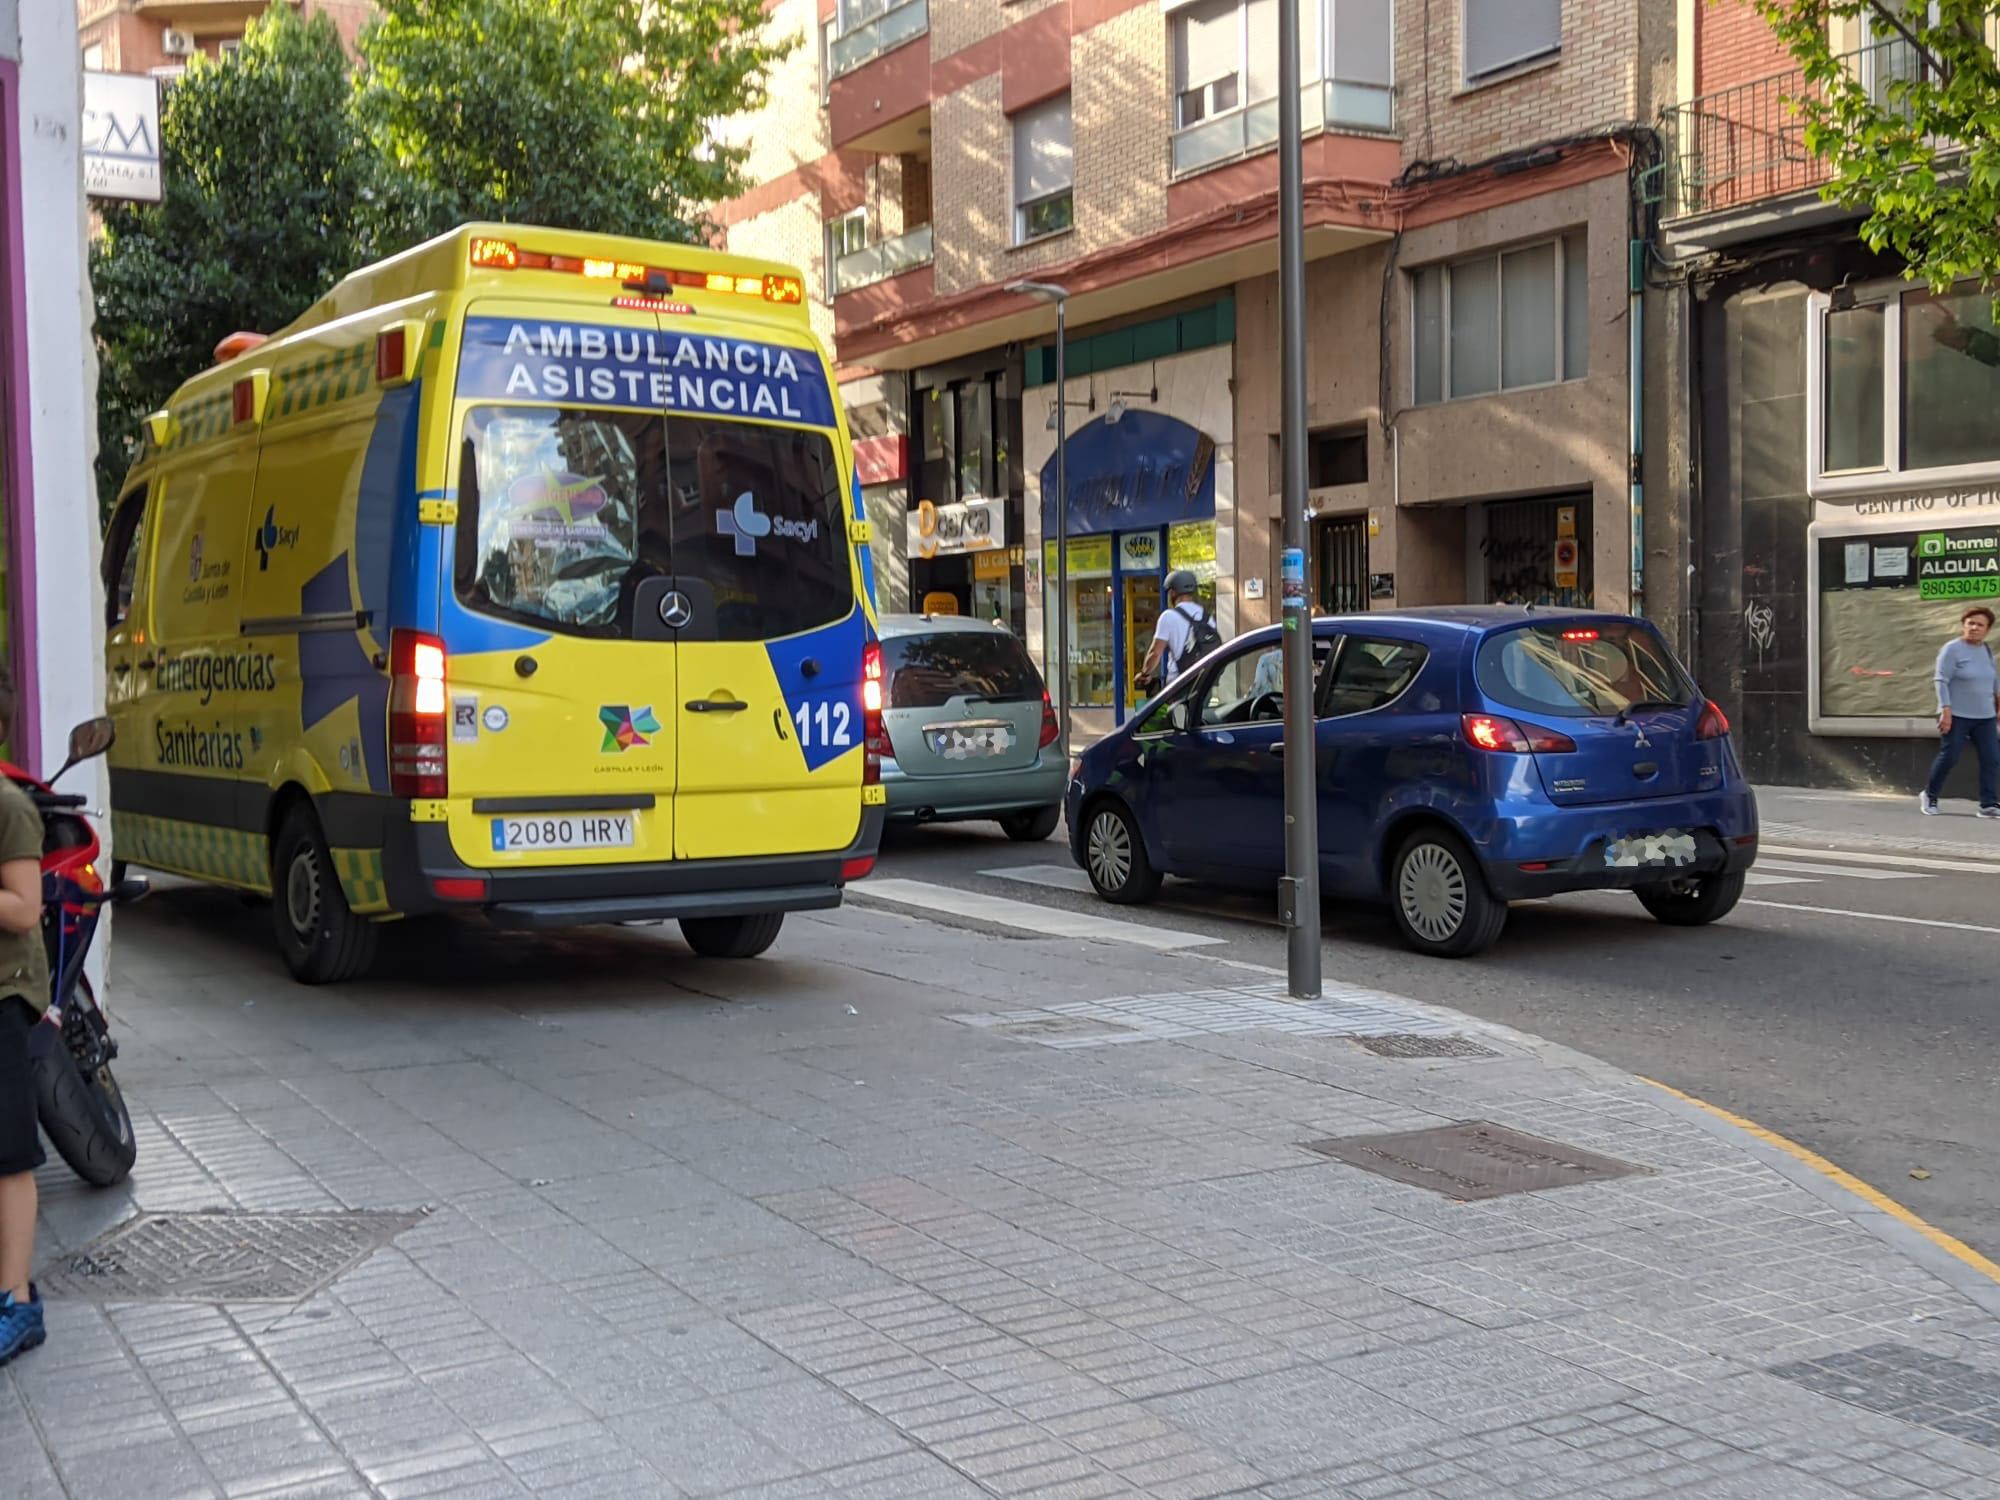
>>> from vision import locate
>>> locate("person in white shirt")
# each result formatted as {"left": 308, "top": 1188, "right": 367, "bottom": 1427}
{"left": 1137, "top": 570, "right": 1212, "bottom": 691}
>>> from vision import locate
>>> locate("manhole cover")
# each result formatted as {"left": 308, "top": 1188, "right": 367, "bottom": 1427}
{"left": 1351, "top": 1034, "right": 1500, "bottom": 1059}
{"left": 1302, "top": 1121, "right": 1646, "bottom": 1200}
{"left": 990, "top": 1016, "right": 1136, "bottom": 1041}
{"left": 39, "top": 1210, "right": 422, "bottom": 1303}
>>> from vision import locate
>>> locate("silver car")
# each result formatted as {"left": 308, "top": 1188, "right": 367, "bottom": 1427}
{"left": 876, "top": 614, "right": 1067, "bottom": 840}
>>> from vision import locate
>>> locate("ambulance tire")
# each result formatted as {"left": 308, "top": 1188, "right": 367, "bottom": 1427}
{"left": 272, "top": 806, "right": 378, "bottom": 984}
{"left": 679, "top": 912, "right": 784, "bottom": 959}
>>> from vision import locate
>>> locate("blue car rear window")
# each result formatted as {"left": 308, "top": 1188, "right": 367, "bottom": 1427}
{"left": 1476, "top": 622, "right": 1695, "bottom": 718}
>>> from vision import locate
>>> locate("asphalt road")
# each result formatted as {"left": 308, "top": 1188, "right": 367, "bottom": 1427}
{"left": 870, "top": 810, "right": 2000, "bottom": 1260}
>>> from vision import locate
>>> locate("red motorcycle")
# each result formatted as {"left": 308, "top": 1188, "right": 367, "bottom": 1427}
{"left": 6, "top": 718, "right": 147, "bottom": 1187}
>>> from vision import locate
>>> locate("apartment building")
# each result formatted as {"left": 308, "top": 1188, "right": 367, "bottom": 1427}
{"left": 721, "top": 0, "right": 1678, "bottom": 740}
{"left": 1659, "top": 4, "right": 2000, "bottom": 790}
{"left": 77, "top": 1, "right": 371, "bottom": 73}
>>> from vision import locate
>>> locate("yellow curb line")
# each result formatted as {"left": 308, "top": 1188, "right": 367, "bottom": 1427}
{"left": 1640, "top": 1076, "right": 2000, "bottom": 1287}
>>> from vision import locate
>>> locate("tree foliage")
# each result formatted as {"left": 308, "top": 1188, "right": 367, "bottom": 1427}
{"left": 1753, "top": 0, "right": 2000, "bottom": 291}
{"left": 89, "top": 0, "right": 792, "bottom": 512}
{"left": 357, "top": 0, "right": 789, "bottom": 246}
{"left": 91, "top": 7, "right": 376, "bottom": 509}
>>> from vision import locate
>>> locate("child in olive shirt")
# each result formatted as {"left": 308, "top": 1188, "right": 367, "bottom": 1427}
{"left": 0, "top": 667, "right": 51, "bottom": 1366}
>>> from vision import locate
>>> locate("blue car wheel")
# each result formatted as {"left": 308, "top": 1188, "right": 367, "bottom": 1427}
{"left": 1083, "top": 800, "right": 1162, "bottom": 905}
{"left": 1389, "top": 827, "right": 1507, "bottom": 958}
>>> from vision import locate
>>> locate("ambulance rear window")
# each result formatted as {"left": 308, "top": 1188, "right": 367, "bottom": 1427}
{"left": 455, "top": 405, "right": 853, "bottom": 641}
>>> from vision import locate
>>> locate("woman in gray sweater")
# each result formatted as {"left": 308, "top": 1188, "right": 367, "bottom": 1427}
{"left": 1921, "top": 604, "right": 2000, "bottom": 817}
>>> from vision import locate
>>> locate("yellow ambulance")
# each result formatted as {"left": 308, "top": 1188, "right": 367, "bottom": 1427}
{"left": 101, "top": 223, "right": 886, "bottom": 982}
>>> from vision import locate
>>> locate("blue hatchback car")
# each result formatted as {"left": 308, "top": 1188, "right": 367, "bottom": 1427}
{"left": 1065, "top": 607, "right": 1758, "bottom": 957}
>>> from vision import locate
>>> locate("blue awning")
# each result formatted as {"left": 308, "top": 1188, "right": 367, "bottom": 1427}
{"left": 1039, "top": 410, "right": 1217, "bottom": 538}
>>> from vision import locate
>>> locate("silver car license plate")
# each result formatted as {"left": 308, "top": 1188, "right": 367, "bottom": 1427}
{"left": 1603, "top": 830, "right": 1698, "bottom": 868}
{"left": 926, "top": 722, "right": 1015, "bottom": 760}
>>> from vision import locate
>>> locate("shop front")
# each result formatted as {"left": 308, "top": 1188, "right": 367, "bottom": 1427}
{"left": 1037, "top": 409, "right": 1218, "bottom": 724}
{"left": 911, "top": 357, "right": 1023, "bottom": 631}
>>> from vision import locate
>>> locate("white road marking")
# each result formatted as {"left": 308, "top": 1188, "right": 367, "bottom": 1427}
{"left": 1760, "top": 844, "right": 2000, "bottom": 876}
{"left": 985, "top": 864, "right": 1093, "bottom": 894}
{"left": 1742, "top": 899, "right": 2000, "bottom": 939}
{"left": 1744, "top": 872, "right": 1817, "bottom": 886}
{"left": 852, "top": 877, "right": 1224, "bottom": 949}
{"left": 1754, "top": 858, "right": 1926, "bottom": 880}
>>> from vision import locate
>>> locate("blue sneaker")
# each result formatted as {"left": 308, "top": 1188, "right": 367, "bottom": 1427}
{"left": 0, "top": 1286, "right": 44, "bottom": 1367}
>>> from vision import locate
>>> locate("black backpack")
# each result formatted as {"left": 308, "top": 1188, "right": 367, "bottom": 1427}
{"left": 1179, "top": 602, "right": 1222, "bottom": 667}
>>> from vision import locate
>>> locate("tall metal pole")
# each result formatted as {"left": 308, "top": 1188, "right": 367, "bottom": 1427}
{"left": 1053, "top": 297, "right": 1071, "bottom": 760}
{"left": 1277, "top": 0, "right": 1321, "bottom": 996}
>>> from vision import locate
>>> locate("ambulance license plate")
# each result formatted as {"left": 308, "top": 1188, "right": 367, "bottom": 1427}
{"left": 491, "top": 814, "right": 635, "bottom": 853}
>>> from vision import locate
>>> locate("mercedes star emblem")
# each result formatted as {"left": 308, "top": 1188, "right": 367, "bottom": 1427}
{"left": 659, "top": 590, "right": 693, "bottom": 629}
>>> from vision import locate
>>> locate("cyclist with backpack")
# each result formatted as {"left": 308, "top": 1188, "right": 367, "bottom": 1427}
{"left": 1136, "top": 569, "right": 1221, "bottom": 695}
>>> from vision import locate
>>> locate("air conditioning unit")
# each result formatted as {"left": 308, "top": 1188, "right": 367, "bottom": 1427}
{"left": 161, "top": 28, "right": 195, "bottom": 57}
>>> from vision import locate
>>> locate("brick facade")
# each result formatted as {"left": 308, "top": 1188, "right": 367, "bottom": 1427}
{"left": 1693, "top": 0, "right": 1793, "bottom": 95}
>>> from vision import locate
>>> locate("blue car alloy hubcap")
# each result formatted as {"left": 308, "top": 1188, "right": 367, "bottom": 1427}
{"left": 1088, "top": 810, "right": 1132, "bottom": 892}
{"left": 1399, "top": 843, "right": 1466, "bottom": 942}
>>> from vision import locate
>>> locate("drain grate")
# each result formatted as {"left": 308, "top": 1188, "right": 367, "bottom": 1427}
{"left": 1350, "top": 1034, "right": 1501, "bottom": 1060}
{"left": 1302, "top": 1121, "right": 1647, "bottom": 1200}
{"left": 40, "top": 1210, "right": 421, "bottom": 1304}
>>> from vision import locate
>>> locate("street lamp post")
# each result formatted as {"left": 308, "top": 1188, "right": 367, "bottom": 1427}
{"left": 1008, "top": 280, "right": 1072, "bottom": 759}
{"left": 1277, "top": 0, "right": 1322, "bottom": 996}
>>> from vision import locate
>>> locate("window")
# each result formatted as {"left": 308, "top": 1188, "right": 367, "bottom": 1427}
{"left": 1013, "top": 94, "right": 1073, "bottom": 244}
{"left": 1200, "top": 639, "right": 1334, "bottom": 725}
{"left": 1810, "top": 279, "right": 2000, "bottom": 494}
{"left": 455, "top": 407, "right": 852, "bottom": 641}
{"left": 1310, "top": 425, "right": 1368, "bottom": 487}
{"left": 217, "top": 38, "right": 243, "bottom": 56}
{"left": 82, "top": 44, "right": 105, "bottom": 71}
{"left": 1411, "top": 234, "right": 1587, "bottom": 403}
{"left": 1175, "top": 0, "right": 1243, "bottom": 127}
{"left": 1463, "top": 0, "right": 1561, "bottom": 84}
{"left": 882, "top": 630, "right": 1042, "bottom": 709}
{"left": 102, "top": 489, "right": 149, "bottom": 629}
{"left": 825, "top": 208, "right": 866, "bottom": 295}
{"left": 1321, "top": 638, "right": 1428, "bottom": 716}
{"left": 819, "top": 21, "right": 833, "bottom": 102}
{"left": 1475, "top": 622, "right": 1694, "bottom": 720}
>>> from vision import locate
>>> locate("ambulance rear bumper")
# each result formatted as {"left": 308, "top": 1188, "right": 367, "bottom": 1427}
{"left": 383, "top": 806, "right": 886, "bottom": 927}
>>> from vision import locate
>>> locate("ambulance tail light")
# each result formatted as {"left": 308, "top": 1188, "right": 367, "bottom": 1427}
{"left": 390, "top": 630, "right": 449, "bottom": 799}
{"left": 862, "top": 641, "right": 886, "bottom": 784}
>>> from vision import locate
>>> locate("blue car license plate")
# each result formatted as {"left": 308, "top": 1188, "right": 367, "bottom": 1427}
{"left": 1603, "top": 830, "right": 1698, "bottom": 869}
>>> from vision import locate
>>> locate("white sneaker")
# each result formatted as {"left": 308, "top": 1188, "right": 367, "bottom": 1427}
{"left": 1920, "top": 793, "right": 1941, "bottom": 815}
{"left": 1980, "top": 806, "right": 2000, "bottom": 819}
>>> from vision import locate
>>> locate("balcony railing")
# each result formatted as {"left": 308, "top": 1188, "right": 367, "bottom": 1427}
{"left": 833, "top": 223, "right": 933, "bottom": 296}
{"left": 830, "top": 0, "right": 928, "bottom": 79}
{"left": 1661, "top": 39, "right": 1931, "bottom": 220}
{"left": 1171, "top": 78, "right": 1394, "bottom": 178}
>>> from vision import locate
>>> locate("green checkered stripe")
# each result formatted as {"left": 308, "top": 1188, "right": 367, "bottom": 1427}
{"left": 419, "top": 318, "right": 447, "bottom": 377}
{"left": 331, "top": 848, "right": 390, "bottom": 915}
{"left": 273, "top": 342, "right": 374, "bottom": 419}
{"left": 115, "top": 812, "right": 270, "bottom": 894}
{"left": 161, "top": 391, "right": 231, "bottom": 451}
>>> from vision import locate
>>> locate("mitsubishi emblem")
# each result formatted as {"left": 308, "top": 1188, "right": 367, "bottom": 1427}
{"left": 658, "top": 590, "right": 693, "bottom": 629}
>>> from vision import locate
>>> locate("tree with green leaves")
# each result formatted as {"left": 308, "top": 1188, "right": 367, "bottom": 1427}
{"left": 91, "top": 6, "right": 380, "bottom": 510}
{"left": 1753, "top": 1, "right": 2000, "bottom": 296}
{"left": 356, "top": 0, "right": 792, "bottom": 247}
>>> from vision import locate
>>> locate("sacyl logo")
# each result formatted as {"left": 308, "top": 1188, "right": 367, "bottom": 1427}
{"left": 254, "top": 506, "right": 301, "bottom": 571}
{"left": 716, "top": 491, "right": 818, "bottom": 557}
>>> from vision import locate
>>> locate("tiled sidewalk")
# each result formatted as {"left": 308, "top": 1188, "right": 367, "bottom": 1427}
{"left": 8, "top": 884, "right": 2000, "bottom": 1498}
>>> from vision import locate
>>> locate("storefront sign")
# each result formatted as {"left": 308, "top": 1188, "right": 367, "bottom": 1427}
{"left": 971, "top": 549, "right": 1014, "bottom": 581}
{"left": 1039, "top": 410, "right": 1217, "bottom": 537}
{"left": 1553, "top": 537, "right": 1580, "bottom": 590}
{"left": 908, "top": 496, "right": 1006, "bottom": 559}
{"left": 1043, "top": 535, "right": 1113, "bottom": 574}
{"left": 83, "top": 72, "right": 162, "bottom": 202}
{"left": 1915, "top": 529, "right": 1999, "bottom": 600}
{"left": 922, "top": 591, "right": 960, "bottom": 615}
{"left": 1849, "top": 486, "right": 2000, "bottom": 517}
{"left": 1118, "top": 530, "right": 1163, "bottom": 572}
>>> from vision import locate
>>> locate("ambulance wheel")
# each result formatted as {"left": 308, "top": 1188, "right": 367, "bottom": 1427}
{"left": 679, "top": 912, "right": 783, "bottom": 959}
{"left": 272, "top": 806, "right": 378, "bottom": 984}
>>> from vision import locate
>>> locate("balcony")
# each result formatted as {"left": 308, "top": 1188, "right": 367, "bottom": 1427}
{"left": 1171, "top": 78, "right": 1394, "bottom": 178}
{"left": 833, "top": 224, "right": 934, "bottom": 296}
{"left": 1661, "top": 39, "right": 1930, "bottom": 221}
{"left": 830, "top": 0, "right": 928, "bottom": 80}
